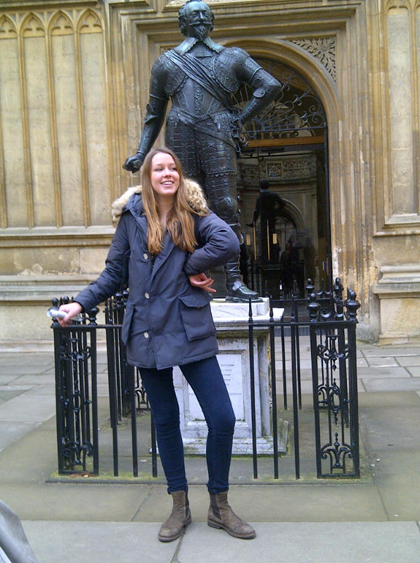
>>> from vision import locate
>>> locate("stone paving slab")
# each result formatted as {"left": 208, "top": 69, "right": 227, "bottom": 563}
{"left": 0, "top": 386, "right": 32, "bottom": 401}
{"left": 364, "top": 356, "right": 400, "bottom": 367}
{"left": 0, "top": 363, "right": 54, "bottom": 376}
{"left": 370, "top": 463, "right": 420, "bottom": 520}
{"left": 363, "top": 378, "right": 420, "bottom": 392}
{"left": 23, "top": 521, "right": 175, "bottom": 563}
{"left": 0, "top": 422, "right": 40, "bottom": 452}
{"left": 178, "top": 522, "right": 420, "bottom": 563}
{"left": 396, "top": 356, "right": 420, "bottom": 367}
{"left": 0, "top": 483, "right": 150, "bottom": 522}
{"left": 22, "top": 385, "right": 57, "bottom": 397}
{"left": 22, "top": 521, "right": 420, "bottom": 563}
{"left": 0, "top": 375, "right": 26, "bottom": 385}
{"left": 13, "top": 375, "right": 55, "bottom": 386}
{"left": 356, "top": 367, "right": 410, "bottom": 378}
{"left": 0, "top": 395, "right": 55, "bottom": 422}
{"left": 359, "top": 346, "right": 420, "bottom": 357}
{"left": 0, "top": 355, "right": 54, "bottom": 367}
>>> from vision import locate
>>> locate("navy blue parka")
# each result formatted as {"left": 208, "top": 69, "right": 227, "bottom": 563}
{"left": 75, "top": 181, "right": 239, "bottom": 370}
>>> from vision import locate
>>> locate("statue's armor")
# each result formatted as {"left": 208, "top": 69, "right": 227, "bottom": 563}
{"left": 139, "top": 43, "right": 280, "bottom": 231}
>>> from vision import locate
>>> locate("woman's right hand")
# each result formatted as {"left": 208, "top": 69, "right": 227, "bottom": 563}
{"left": 58, "top": 302, "right": 83, "bottom": 327}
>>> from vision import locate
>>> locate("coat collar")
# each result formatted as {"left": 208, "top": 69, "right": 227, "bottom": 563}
{"left": 111, "top": 179, "right": 209, "bottom": 224}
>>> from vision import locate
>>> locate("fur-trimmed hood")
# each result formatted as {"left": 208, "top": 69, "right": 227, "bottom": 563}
{"left": 111, "top": 179, "right": 209, "bottom": 224}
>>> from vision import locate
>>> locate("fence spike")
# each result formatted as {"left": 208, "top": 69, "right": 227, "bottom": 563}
{"left": 308, "top": 292, "right": 320, "bottom": 321}
{"left": 345, "top": 289, "right": 360, "bottom": 322}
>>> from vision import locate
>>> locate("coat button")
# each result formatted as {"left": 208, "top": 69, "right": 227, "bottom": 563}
{"left": 144, "top": 332, "right": 149, "bottom": 339}
{"left": 145, "top": 293, "right": 150, "bottom": 299}
{"left": 143, "top": 253, "right": 149, "bottom": 260}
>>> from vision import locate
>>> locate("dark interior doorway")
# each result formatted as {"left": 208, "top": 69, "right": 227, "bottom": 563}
{"left": 234, "top": 59, "right": 331, "bottom": 298}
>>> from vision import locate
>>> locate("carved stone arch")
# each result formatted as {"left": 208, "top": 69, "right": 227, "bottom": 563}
{"left": 224, "top": 38, "right": 338, "bottom": 128}
{"left": 21, "top": 13, "right": 45, "bottom": 38}
{"left": 0, "top": 15, "right": 18, "bottom": 39}
{"left": 49, "top": 10, "right": 74, "bottom": 36}
{"left": 77, "top": 8, "right": 103, "bottom": 34}
{"left": 280, "top": 199, "right": 305, "bottom": 231}
{"left": 386, "top": 0, "right": 411, "bottom": 11}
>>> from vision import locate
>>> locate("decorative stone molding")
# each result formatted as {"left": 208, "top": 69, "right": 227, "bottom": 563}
{"left": 291, "top": 37, "right": 336, "bottom": 82}
{"left": 0, "top": 7, "right": 103, "bottom": 37}
{"left": 239, "top": 154, "right": 316, "bottom": 186}
{"left": 266, "top": 154, "right": 316, "bottom": 181}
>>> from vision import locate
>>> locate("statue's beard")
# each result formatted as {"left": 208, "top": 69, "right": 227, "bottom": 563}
{"left": 191, "top": 24, "right": 210, "bottom": 41}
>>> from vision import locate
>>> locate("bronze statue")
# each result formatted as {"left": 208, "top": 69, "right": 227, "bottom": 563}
{"left": 124, "top": 0, "right": 281, "bottom": 301}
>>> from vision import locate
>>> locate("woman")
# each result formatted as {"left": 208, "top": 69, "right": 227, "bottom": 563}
{"left": 58, "top": 148, "right": 256, "bottom": 542}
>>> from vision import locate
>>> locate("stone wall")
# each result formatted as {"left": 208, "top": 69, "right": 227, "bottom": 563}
{"left": 0, "top": 0, "right": 419, "bottom": 344}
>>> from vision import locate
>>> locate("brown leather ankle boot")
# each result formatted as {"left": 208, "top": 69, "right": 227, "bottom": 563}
{"left": 208, "top": 492, "right": 256, "bottom": 539}
{"left": 158, "top": 490, "right": 191, "bottom": 542}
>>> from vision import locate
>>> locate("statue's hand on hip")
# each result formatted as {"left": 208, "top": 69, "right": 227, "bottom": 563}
{"left": 123, "top": 153, "right": 144, "bottom": 173}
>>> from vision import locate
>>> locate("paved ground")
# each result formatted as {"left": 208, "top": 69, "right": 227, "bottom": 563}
{"left": 0, "top": 341, "right": 420, "bottom": 562}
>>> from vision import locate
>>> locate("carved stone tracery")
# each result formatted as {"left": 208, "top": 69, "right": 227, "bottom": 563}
{"left": 292, "top": 37, "right": 336, "bottom": 82}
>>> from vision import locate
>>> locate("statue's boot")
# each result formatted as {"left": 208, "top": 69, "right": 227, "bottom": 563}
{"left": 224, "top": 258, "right": 259, "bottom": 302}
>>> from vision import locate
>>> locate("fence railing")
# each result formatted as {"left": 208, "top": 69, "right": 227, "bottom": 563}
{"left": 247, "top": 281, "right": 360, "bottom": 479}
{"left": 50, "top": 278, "right": 360, "bottom": 481}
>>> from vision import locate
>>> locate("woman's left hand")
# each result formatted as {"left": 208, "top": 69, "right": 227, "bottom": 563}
{"left": 188, "top": 273, "right": 216, "bottom": 293}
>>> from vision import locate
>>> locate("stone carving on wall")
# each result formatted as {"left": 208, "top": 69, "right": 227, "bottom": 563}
{"left": 239, "top": 154, "right": 316, "bottom": 187}
{"left": 266, "top": 154, "right": 316, "bottom": 181}
{"left": 291, "top": 37, "right": 336, "bottom": 81}
{"left": 0, "top": 15, "right": 17, "bottom": 38}
{"left": 0, "top": 8, "right": 103, "bottom": 38}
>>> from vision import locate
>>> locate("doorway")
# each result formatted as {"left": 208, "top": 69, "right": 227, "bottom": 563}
{"left": 235, "top": 59, "right": 331, "bottom": 298}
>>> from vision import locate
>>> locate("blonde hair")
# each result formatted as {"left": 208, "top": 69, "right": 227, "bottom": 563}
{"left": 141, "top": 148, "right": 207, "bottom": 254}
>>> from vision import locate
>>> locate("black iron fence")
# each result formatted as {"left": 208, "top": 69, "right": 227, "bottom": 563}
{"left": 50, "top": 278, "right": 360, "bottom": 481}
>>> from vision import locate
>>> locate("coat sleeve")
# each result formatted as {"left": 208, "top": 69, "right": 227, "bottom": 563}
{"left": 75, "top": 214, "right": 131, "bottom": 311}
{"left": 183, "top": 212, "right": 240, "bottom": 276}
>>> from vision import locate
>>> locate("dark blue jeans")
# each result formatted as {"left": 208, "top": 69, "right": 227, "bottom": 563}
{"left": 139, "top": 356, "right": 236, "bottom": 494}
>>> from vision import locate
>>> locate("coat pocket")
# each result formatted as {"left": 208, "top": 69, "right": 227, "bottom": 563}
{"left": 121, "top": 301, "right": 134, "bottom": 345}
{"left": 179, "top": 293, "right": 217, "bottom": 341}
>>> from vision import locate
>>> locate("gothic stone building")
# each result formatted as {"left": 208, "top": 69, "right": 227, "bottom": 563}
{"left": 0, "top": 0, "right": 419, "bottom": 345}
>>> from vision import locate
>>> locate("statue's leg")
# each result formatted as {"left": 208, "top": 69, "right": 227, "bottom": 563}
{"left": 203, "top": 172, "right": 258, "bottom": 301}
{"left": 198, "top": 130, "right": 258, "bottom": 301}
{"left": 165, "top": 114, "right": 204, "bottom": 184}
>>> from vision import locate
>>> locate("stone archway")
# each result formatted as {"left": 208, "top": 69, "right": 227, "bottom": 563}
{"left": 231, "top": 50, "right": 332, "bottom": 297}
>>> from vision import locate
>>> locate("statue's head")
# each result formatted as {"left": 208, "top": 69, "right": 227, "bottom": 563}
{"left": 179, "top": 0, "right": 215, "bottom": 39}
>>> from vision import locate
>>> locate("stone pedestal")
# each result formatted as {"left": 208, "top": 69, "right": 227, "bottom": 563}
{"left": 173, "top": 298, "right": 285, "bottom": 455}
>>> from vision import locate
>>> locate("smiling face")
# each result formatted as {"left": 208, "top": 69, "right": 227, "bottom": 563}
{"left": 150, "top": 152, "right": 180, "bottom": 203}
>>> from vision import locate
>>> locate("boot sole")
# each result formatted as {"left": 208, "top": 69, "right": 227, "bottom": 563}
{"left": 225, "top": 296, "right": 263, "bottom": 303}
{"left": 158, "top": 513, "right": 192, "bottom": 543}
{"left": 208, "top": 519, "right": 256, "bottom": 539}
